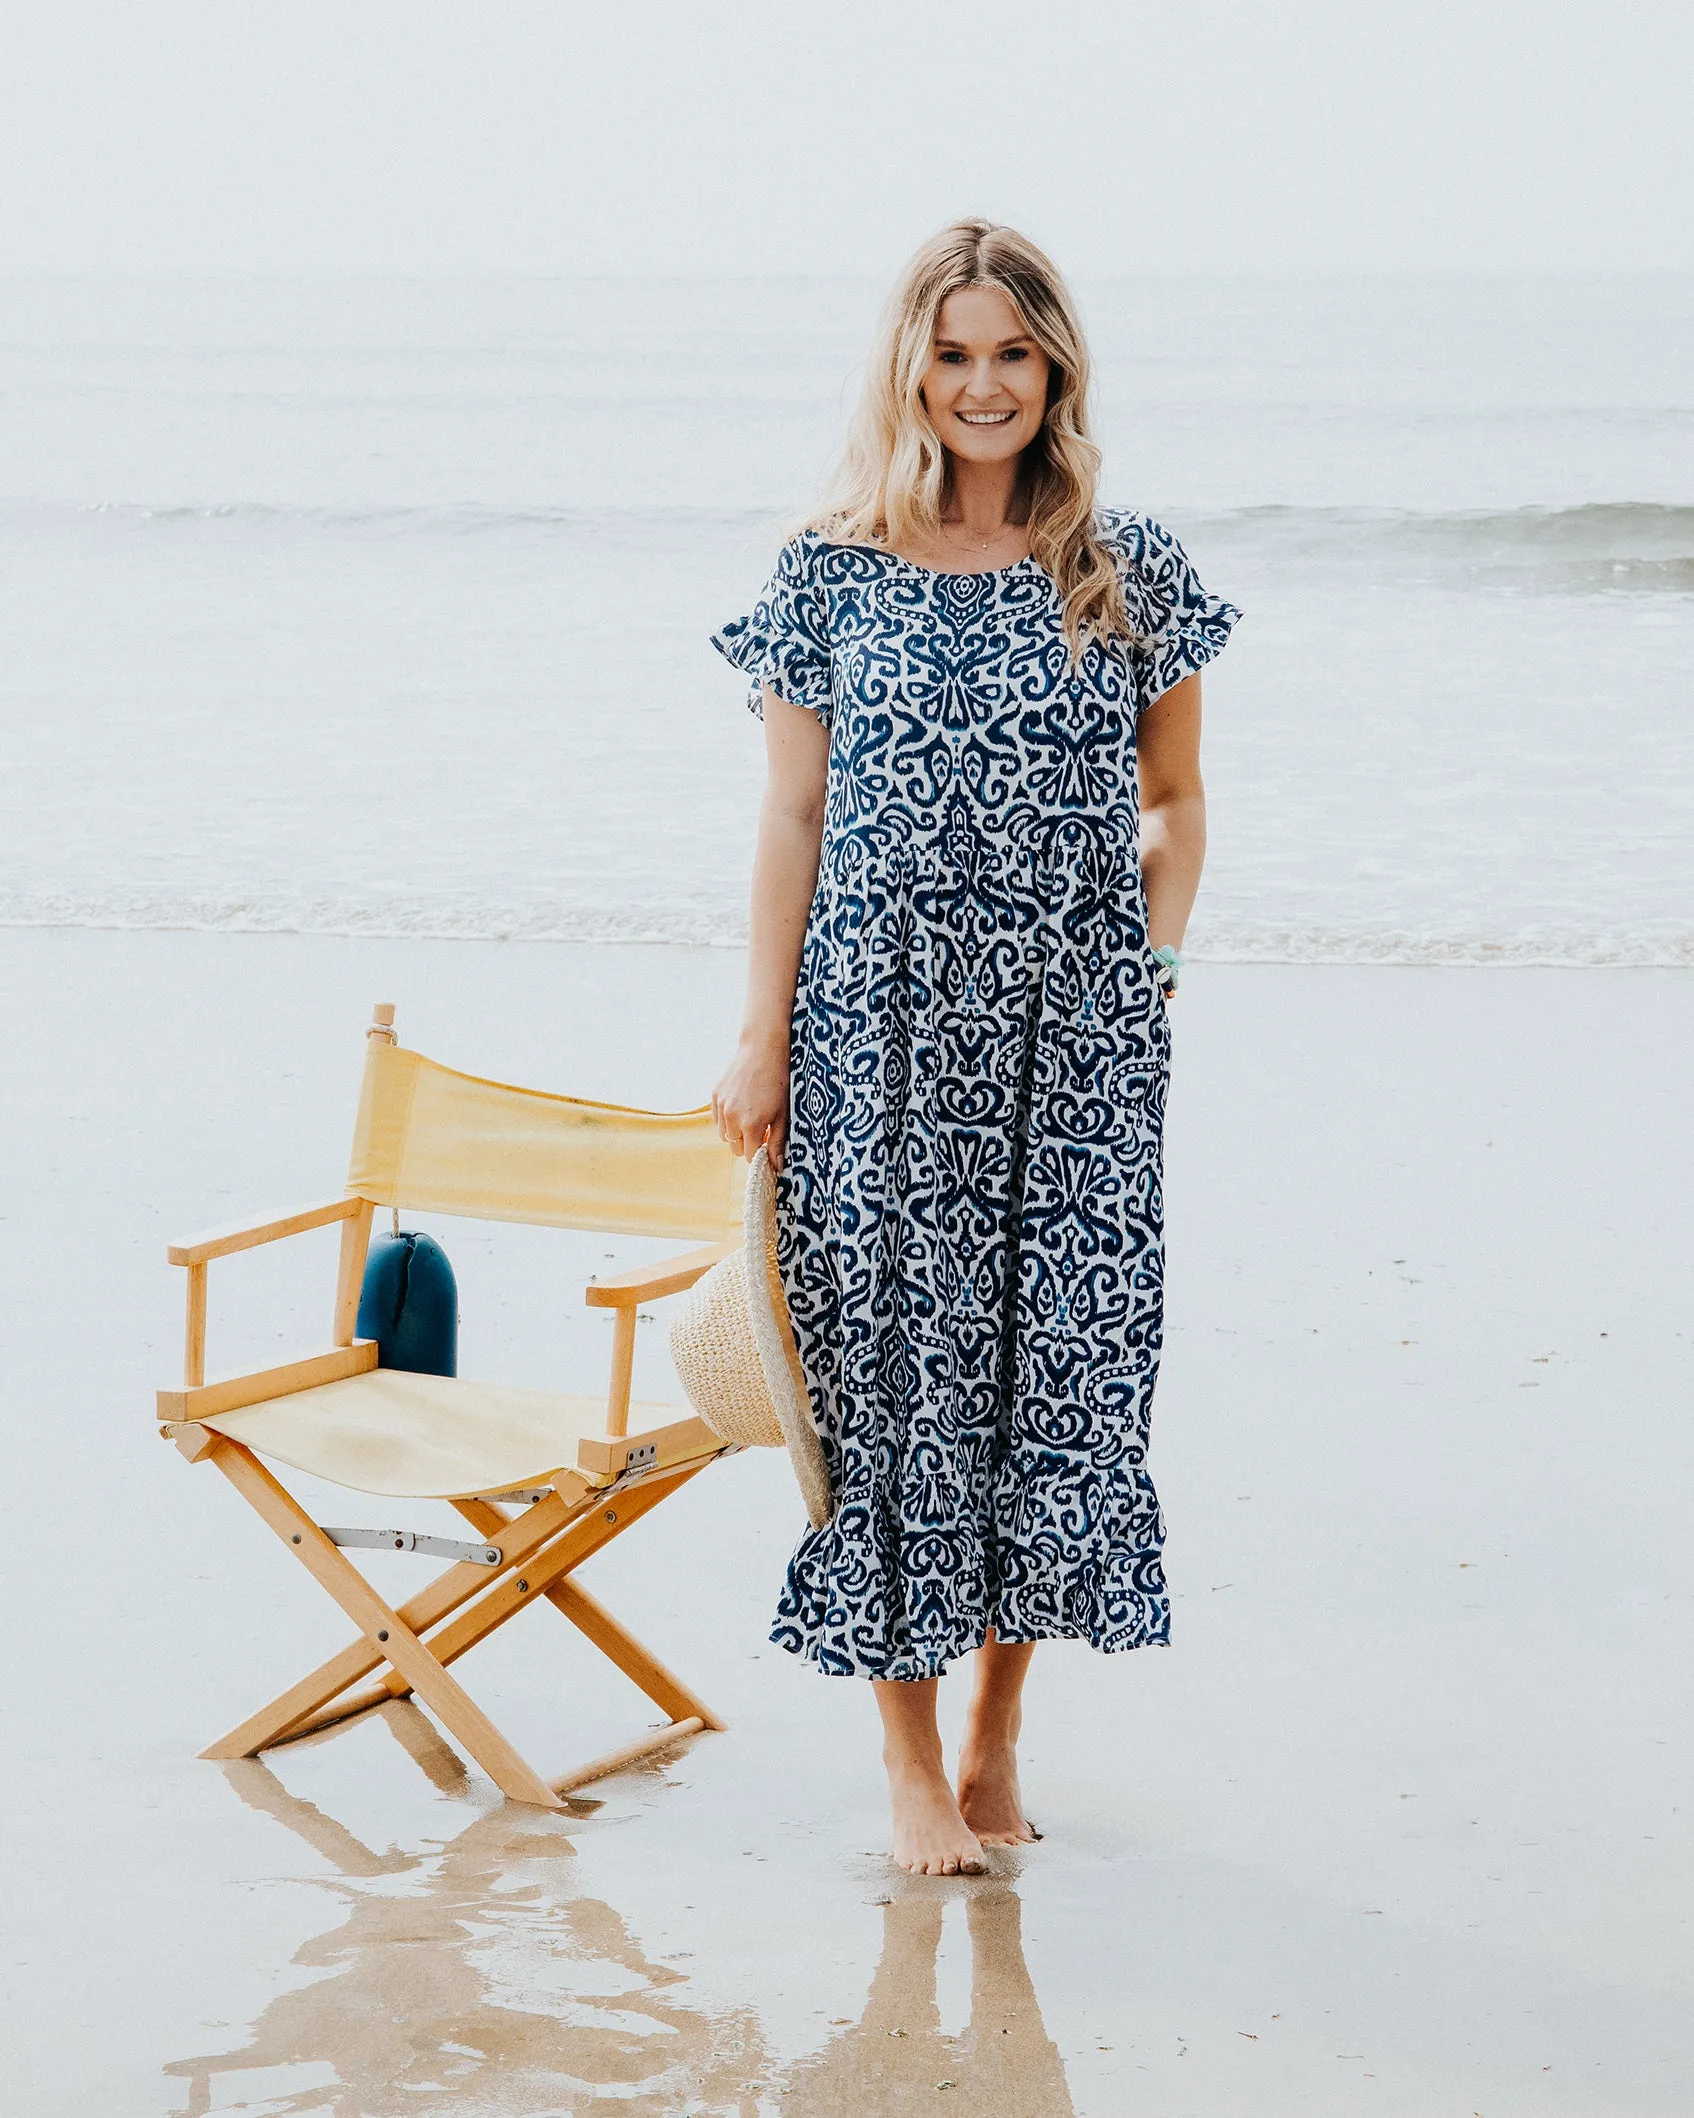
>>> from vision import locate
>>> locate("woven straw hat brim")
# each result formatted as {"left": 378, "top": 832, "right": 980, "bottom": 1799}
{"left": 667, "top": 1250, "right": 785, "bottom": 1453}
{"left": 664, "top": 1147, "right": 834, "bottom": 1530}
{"left": 741, "top": 1147, "right": 834, "bottom": 1529}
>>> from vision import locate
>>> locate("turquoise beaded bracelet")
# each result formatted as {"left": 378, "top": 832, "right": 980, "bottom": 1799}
{"left": 1152, "top": 945, "right": 1183, "bottom": 996}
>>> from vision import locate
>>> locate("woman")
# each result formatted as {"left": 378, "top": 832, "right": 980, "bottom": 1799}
{"left": 710, "top": 220, "right": 1238, "bottom": 1876}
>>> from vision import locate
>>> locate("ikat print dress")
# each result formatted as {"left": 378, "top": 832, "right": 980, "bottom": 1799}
{"left": 712, "top": 509, "right": 1239, "bottom": 1679}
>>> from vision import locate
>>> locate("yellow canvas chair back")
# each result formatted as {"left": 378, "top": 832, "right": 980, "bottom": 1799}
{"left": 159, "top": 1002, "right": 747, "bottom": 1812}
{"left": 346, "top": 1029, "right": 743, "bottom": 1243}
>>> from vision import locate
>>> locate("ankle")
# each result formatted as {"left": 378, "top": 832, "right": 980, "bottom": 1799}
{"left": 884, "top": 1742, "right": 948, "bottom": 1784}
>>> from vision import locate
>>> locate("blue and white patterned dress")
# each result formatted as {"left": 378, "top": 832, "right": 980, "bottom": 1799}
{"left": 712, "top": 509, "right": 1239, "bottom": 1680}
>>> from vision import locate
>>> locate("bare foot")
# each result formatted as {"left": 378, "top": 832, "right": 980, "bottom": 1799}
{"left": 956, "top": 1735, "right": 1040, "bottom": 1846}
{"left": 887, "top": 1760, "right": 988, "bottom": 1876}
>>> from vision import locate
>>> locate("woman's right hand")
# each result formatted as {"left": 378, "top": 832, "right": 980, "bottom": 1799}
{"left": 712, "top": 1030, "right": 791, "bottom": 1169}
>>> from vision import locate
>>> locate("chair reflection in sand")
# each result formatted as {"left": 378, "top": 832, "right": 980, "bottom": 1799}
{"left": 169, "top": 1708, "right": 1074, "bottom": 2117}
{"left": 780, "top": 1885, "right": 1076, "bottom": 2118}
{"left": 166, "top": 1705, "right": 774, "bottom": 2118}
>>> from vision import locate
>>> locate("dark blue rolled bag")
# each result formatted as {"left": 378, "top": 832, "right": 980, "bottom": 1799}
{"left": 355, "top": 1229, "right": 458, "bottom": 1376}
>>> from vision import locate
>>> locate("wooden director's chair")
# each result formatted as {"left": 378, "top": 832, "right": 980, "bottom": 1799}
{"left": 160, "top": 1004, "right": 744, "bottom": 1810}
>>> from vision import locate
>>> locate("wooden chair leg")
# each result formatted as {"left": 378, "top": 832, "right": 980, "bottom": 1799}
{"left": 546, "top": 1578, "right": 726, "bottom": 1730}
{"left": 453, "top": 1485, "right": 725, "bottom": 1728}
{"left": 453, "top": 1478, "right": 727, "bottom": 1790}
{"left": 550, "top": 1716, "right": 708, "bottom": 1796}
{"left": 206, "top": 1438, "right": 566, "bottom": 1810}
{"left": 202, "top": 1485, "right": 582, "bottom": 1760}
{"left": 395, "top": 1460, "right": 711, "bottom": 1699}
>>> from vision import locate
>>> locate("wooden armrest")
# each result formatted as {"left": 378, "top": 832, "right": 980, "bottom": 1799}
{"left": 167, "top": 1196, "right": 366, "bottom": 1266}
{"left": 158, "top": 1341, "right": 377, "bottom": 1422}
{"left": 583, "top": 1239, "right": 736, "bottom": 1309}
{"left": 577, "top": 1413, "right": 726, "bottom": 1480}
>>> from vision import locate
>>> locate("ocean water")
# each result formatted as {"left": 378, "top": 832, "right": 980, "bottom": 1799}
{"left": 1, "top": 274, "right": 1689, "bottom": 962}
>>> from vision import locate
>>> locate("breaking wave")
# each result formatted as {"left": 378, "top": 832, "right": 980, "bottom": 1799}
{"left": 1, "top": 884, "right": 1688, "bottom": 966}
{"left": 22, "top": 497, "right": 1693, "bottom": 592}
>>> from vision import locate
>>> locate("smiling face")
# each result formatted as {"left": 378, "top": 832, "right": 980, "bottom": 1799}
{"left": 920, "top": 284, "right": 1053, "bottom": 468}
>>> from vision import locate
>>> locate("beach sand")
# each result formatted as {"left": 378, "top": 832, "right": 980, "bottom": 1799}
{"left": 2, "top": 928, "right": 1689, "bottom": 2114}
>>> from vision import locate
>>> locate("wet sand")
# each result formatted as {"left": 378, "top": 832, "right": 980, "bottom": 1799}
{"left": 2, "top": 929, "right": 1690, "bottom": 2114}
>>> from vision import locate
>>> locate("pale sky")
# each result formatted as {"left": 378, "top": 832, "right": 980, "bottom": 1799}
{"left": 1, "top": 0, "right": 1689, "bottom": 278}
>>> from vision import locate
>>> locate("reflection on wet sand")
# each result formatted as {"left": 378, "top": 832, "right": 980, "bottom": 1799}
{"left": 780, "top": 1887, "right": 1076, "bottom": 2118}
{"left": 167, "top": 1708, "right": 773, "bottom": 2116}
{"left": 167, "top": 1704, "right": 1074, "bottom": 2116}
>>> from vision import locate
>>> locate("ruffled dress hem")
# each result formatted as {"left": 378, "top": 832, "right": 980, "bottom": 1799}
{"left": 768, "top": 1608, "right": 1172, "bottom": 1684}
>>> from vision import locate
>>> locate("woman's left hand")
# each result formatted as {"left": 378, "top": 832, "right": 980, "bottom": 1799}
{"left": 712, "top": 1029, "right": 792, "bottom": 1169}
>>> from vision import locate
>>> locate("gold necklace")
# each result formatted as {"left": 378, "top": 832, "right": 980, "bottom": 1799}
{"left": 944, "top": 521, "right": 1006, "bottom": 553}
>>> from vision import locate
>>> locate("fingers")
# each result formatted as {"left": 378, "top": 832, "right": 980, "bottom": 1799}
{"left": 712, "top": 1086, "right": 746, "bottom": 1158}
{"left": 715, "top": 1101, "right": 786, "bottom": 1163}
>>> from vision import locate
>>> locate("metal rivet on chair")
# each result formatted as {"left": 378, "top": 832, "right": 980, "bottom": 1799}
{"left": 377, "top": 1630, "right": 389, "bottom": 1641}
{"left": 605, "top": 1510, "right": 617, "bottom": 1523}
{"left": 516, "top": 1579, "right": 529, "bottom": 1593}
{"left": 291, "top": 1534, "right": 301, "bottom": 1544}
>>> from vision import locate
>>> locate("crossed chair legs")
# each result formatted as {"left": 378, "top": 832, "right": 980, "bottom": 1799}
{"left": 180, "top": 1428, "right": 725, "bottom": 1810}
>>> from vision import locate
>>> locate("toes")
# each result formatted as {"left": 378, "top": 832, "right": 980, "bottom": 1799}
{"left": 891, "top": 1840, "right": 995, "bottom": 1876}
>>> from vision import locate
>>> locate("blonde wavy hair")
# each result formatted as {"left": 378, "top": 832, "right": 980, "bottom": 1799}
{"left": 812, "top": 218, "right": 1129, "bottom": 659}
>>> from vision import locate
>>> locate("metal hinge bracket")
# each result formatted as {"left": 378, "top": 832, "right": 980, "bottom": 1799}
{"left": 323, "top": 1527, "right": 502, "bottom": 1566}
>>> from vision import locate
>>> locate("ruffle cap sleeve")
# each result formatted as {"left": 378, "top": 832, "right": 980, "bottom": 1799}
{"left": 1106, "top": 510, "right": 1241, "bottom": 708}
{"left": 710, "top": 532, "right": 833, "bottom": 726}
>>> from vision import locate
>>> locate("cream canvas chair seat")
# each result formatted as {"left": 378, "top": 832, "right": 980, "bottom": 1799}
{"left": 200, "top": 1373, "right": 703, "bottom": 1502}
{"left": 161, "top": 1004, "right": 748, "bottom": 1811}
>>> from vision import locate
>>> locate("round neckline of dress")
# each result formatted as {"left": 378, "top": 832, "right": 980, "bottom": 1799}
{"left": 881, "top": 548, "right": 1037, "bottom": 581}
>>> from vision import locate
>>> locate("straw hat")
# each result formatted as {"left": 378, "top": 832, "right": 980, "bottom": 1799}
{"left": 668, "top": 1146, "right": 833, "bottom": 1529}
